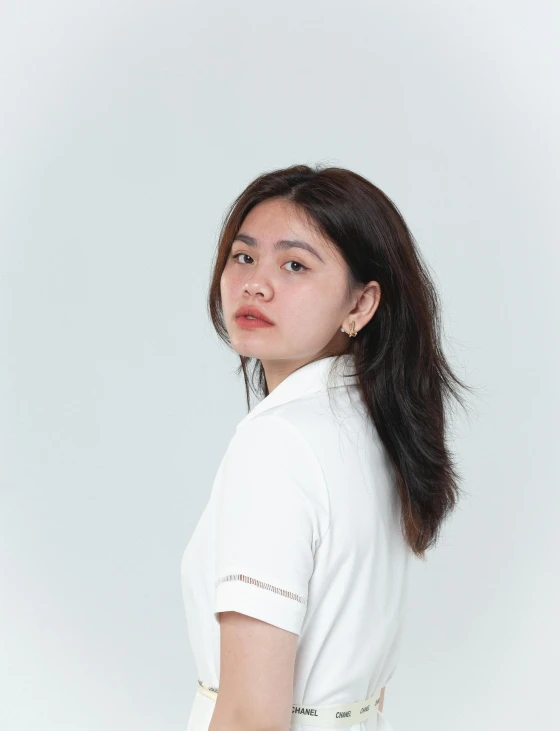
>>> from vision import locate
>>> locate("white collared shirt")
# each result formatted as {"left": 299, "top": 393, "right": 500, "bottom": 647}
{"left": 181, "top": 354, "right": 412, "bottom": 731}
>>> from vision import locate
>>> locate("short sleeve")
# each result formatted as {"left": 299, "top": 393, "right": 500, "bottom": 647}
{"left": 214, "top": 414, "right": 329, "bottom": 635}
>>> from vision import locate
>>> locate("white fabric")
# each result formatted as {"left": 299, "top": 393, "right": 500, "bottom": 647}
{"left": 181, "top": 354, "right": 412, "bottom": 731}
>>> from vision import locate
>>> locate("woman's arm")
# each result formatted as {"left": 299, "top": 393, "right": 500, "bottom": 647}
{"left": 379, "top": 686, "right": 385, "bottom": 712}
{"left": 209, "top": 610, "right": 298, "bottom": 731}
{"left": 209, "top": 610, "right": 388, "bottom": 730}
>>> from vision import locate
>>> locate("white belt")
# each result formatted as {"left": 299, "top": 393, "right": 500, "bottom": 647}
{"left": 196, "top": 680, "right": 381, "bottom": 728}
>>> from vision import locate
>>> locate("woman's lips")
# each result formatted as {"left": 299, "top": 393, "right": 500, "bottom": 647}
{"left": 235, "top": 315, "right": 275, "bottom": 329}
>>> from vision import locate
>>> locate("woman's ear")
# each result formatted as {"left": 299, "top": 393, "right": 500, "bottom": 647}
{"left": 347, "top": 281, "right": 381, "bottom": 330}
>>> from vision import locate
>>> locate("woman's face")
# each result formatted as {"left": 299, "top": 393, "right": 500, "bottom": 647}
{"left": 220, "top": 198, "right": 364, "bottom": 374}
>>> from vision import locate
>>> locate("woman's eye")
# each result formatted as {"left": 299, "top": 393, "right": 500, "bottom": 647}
{"left": 231, "top": 252, "right": 253, "bottom": 265}
{"left": 282, "top": 260, "right": 308, "bottom": 273}
{"left": 230, "top": 252, "right": 308, "bottom": 273}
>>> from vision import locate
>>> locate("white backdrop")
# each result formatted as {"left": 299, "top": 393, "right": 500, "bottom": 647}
{"left": 1, "top": 1, "right": 558, "bottom": 729}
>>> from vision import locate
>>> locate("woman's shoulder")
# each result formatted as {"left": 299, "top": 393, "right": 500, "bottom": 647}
{"left": 239, "top": 388, "right": 369, "bottom": 455}
{"left": 224, "top": 410, "right": 329, "bottom": 507}
{"left": 232, "top": 409, "right": 322, "bottom": 473}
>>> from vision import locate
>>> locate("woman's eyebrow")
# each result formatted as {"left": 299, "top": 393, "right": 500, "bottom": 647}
{"left": 233, "top": 232, "right": 325, "bottom": 264}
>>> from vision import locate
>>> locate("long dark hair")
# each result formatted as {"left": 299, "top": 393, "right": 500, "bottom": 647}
{"left": 208, "top": 163, "right": 474, "bottom": 558}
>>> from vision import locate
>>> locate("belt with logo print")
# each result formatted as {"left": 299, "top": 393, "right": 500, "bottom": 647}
{"left": 196, "top": 679, "right": 382, "bottom": 728}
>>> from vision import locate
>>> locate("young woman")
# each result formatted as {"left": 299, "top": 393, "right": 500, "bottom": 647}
{"left": 181, "top": 164, "right": 471, "bottom": 731}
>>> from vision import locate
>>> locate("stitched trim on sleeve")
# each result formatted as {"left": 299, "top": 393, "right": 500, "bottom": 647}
{"left": 216, "top": 573, "right": 307, "bottom": 605}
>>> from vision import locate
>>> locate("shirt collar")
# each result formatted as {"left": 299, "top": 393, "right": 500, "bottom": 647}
{"left": 239, "top": 353, "right": 359, "bottom": 426}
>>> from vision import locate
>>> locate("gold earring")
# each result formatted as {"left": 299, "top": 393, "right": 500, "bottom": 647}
{"left": 341, "top": 320, "right": 358, "bottom": 337}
